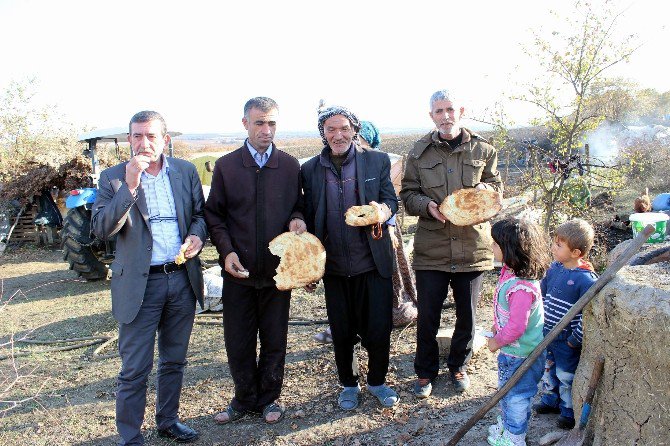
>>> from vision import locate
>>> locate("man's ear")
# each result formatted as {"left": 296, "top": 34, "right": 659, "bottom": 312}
{"left": 459, "top": 107, "right": 465, "bottom": 119}
{"left": 242, "top": 116, "right": 249, "bottom": 130}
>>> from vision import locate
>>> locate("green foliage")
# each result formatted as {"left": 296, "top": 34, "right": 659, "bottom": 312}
{"left": 586, "top": 78, "right": 670, "bottom": 125}
{"left": 0, "top": 78, "right": 107, "bottom": 202}
{"left": 0, "top": 78, "right": 81, "bottom": 165}
{"left": 516, "top": 0, "right": 640, "bottom": 230}
{"left": 618, "top": 141, "right": 670, "bottom": 191}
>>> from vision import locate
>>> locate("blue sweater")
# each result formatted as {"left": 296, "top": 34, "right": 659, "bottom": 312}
{"left": 541, "top": 261, "right": 598, "bottom": 347}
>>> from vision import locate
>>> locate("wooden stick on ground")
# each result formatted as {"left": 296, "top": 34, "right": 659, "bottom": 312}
{"left": 445, "top": 224, "right": 655, "bottom": 446}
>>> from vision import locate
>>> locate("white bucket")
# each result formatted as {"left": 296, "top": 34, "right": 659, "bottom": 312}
{"left": 629, "top": 212, "right": 669, "bottom": 243}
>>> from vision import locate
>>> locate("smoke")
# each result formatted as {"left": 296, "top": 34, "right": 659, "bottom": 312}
{"left": 584, "top": 121, "right": 670, "bottom": 165}
{"left": 584, "top": 121, "right": 621, "bottom": 164}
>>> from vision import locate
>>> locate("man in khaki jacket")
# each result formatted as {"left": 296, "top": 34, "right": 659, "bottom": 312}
{"left": 400, "top": 89, "right": 502, "bottom": 397}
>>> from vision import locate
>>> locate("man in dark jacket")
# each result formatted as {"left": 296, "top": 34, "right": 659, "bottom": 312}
{"left": 204, "top": 97, "right": 305, "bottom": 425}
{"left": 401, "top": 89, "right": 503, "bottom": 398}
{"left": 301, "top": 106, "right": 399, "bottom": 411}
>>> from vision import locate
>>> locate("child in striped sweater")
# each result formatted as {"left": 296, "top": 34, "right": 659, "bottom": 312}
{"left": 534, "top": 219, "right": 598, "bottom": 430}
{"left": 487, "top": 218, "right": 551, "bottom": 446}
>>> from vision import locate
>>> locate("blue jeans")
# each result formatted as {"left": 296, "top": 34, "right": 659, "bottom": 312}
{"left": 540, "top": 333, "right": 581, "bottom": 419}
{"left": 497, "top": 351, "right": 546, "bottom": 435}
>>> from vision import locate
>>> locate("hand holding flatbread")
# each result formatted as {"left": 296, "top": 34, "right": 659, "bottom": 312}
{"left": 345, "top": 202, "right": 391, "bottom": 226}
{"left": 174, "top": 239, "right": 192, "bottom": 265}
{"left": 269, "top": 231, "right": 326, "bottom": 290}
{"left": 438, "top": 188, "right": 502, "bottom": 226}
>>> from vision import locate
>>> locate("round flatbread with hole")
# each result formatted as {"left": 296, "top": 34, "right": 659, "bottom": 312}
{"left": 438, "top": 188, "right": 502, "bottom": 226}
{"left": 269, "top": 232, "right": 326, "bottom": 290}
{"left": 345, "top": 204, "right": 384, "bottom": 226}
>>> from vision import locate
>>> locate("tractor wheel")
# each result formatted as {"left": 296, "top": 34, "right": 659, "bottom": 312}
{"left": 61, "top": 207, "right": 108, "bottom": 280}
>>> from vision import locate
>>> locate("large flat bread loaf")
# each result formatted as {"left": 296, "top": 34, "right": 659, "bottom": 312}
{"left": 439, "top": 188, "right": 502, "bottom": 226}
{"left": 269, "top": 232, "right": 326, "bottom": 290}
{"left": 345, "top": 204, "right": 383, "bottom": 226}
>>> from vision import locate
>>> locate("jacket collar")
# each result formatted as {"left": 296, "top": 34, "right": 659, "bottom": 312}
{"left": 316, "top": 143, "right": 368, "bottom": 206}
{"left": 318, "top": 143, "right": 359, "bottom": 168}
{"left": 240, "top": 141, "right": 279, "bottom": 168}
{"left": 411, "top": 127, "right": 475, "bottom": 158}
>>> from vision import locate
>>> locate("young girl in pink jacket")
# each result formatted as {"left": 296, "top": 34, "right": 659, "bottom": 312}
{"left": 486, "top": 218, "right": 551, "bottom": 446}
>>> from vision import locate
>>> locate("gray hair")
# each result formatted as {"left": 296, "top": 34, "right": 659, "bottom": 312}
{"left": 429, "top": 89, "right": 458, "bottom": 110}
{"left": 244, "top": 97, "right": 278, "bottom": 119}
{"left": 129, "top": 110, "right": 167, "bottom": 136}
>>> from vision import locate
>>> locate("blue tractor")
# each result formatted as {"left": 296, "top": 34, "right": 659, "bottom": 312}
{"left": 62, "top": 128, "right": 181, "bottom": 280}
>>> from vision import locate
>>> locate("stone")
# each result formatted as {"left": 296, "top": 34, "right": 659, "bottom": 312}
{"left": 436, "top": 326, "right": 487, "bottom": 356}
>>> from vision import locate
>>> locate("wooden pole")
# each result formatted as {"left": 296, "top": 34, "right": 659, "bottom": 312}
{"left": 446, "top": 224, "right": 656, "bottom": 446}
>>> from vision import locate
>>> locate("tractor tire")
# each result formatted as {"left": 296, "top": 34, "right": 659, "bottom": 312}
{"left": 61, "top": 207, "right": 108, "bottom": 281}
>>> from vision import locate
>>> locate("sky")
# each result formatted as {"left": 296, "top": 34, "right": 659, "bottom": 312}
{"left": 0, "top": 0, "right": 668, "bottom": 135}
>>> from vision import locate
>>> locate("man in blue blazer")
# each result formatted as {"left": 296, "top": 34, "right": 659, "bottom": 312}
{"left": 301, "top": 106, "right": 399, "bottom": 411}
{"left": 92, "top": 110, "right": 206, "bottom": 445}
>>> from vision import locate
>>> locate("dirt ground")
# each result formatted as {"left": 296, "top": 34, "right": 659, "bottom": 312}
{"left": 0, "top": 242, "right": 570, "bottom": 446}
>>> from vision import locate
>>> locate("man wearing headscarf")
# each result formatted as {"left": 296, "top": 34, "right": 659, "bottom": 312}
{"left": 313, "top": 119, "right": 418, "bottom": 341}
{"left": 301, "top": 106, "right": 399, "bottom": 411}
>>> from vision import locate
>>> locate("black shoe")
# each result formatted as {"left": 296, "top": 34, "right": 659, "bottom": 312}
{"left": 450, "top": 371, "right": 470, "bottom": 392}
{"left": 557, "top": 416, "right": 576, "bottom": 430}
{"left": 157, "top": 422, "right": 199, "bottom": 443}
{"left": 533, "top": 402, "right": 561, "bottom": 414}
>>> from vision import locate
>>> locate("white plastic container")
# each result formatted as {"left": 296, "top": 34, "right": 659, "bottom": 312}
{"left": 629, "top": 212, "right": 669, "bottom": 244}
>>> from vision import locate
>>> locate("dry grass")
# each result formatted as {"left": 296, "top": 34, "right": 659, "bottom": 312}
{"left": 1, "top": 132, "right": 666, "bottom": 445}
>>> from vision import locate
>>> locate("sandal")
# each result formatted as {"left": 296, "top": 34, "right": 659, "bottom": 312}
{"left": 262, "top": 402, "right": 285, "bottom": 425}
{"left": 213, "top": 405, "right": 246, "bottom": 424}
{"left": 367, "top": 384, "right": 399, "bottom": 407}
{"left": 338, "top": 386, "right": 360, "bottom": 411}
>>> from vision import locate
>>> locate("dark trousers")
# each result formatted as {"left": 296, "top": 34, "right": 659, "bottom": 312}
{"left": 414, "top": 270, "right": 483, "bottom": 379}
{"left": 323, "top": 270, "right": 393, "bottom": 387}
{"left": 116, "top": 269, "right": 196, "bottom": 446}
{"left": 222, "top": 280, "right": 291, "bottom": 413}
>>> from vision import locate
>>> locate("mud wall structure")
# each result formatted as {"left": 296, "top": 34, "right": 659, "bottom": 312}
{"left": 574, "top": 261, "right": 670, "bottom": 445}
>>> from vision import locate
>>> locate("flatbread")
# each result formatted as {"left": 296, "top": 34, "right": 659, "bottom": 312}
{"left": 439, "top": 188, "right": 502, "bottom": 226}
{"left": 269, "top": 232, "right": 326, "bottom": 290}
{"left": 345, "top": 204, "right": 384, "bottom": 226}
{"left": 174, "top": 239, "right": 192, "bottom": 265}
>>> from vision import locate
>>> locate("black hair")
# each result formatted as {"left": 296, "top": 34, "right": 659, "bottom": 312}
{"left": 128, "top": 110, "right": 167, "bottom": 136}
{"left": 491, "top": 218, "right": 551, "bottom": 280}
{"left": 243, "top": 97, "right": 278, "bottom": 119}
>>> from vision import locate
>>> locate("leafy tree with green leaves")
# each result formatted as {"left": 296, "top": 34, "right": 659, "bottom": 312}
{"left": 519, "top": 0, "right": 640, "bottom": 230}
{"left": 0, "top": 78, "right": 94, "bottom": 203}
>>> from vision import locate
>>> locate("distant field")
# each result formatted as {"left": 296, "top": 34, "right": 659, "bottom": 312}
{"left": 177, "top": 132, "right": 424, "bottom": 163}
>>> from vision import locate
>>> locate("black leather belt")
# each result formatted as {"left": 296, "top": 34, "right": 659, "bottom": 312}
{"left": 149, "top": 262, "right": 184, "bottom": 274}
